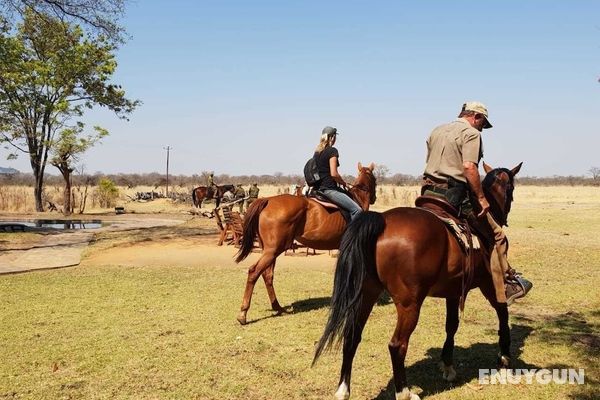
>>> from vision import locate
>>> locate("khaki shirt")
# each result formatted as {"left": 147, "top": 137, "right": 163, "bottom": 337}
{"left": 248, "top": 186, "right": 259, "bottom": 198}
{"left": 424, "top": 118, "right": 483, "bottom": 183}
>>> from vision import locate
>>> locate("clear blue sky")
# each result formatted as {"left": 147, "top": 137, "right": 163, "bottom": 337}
{"left": 2, "top": 0, "right": 600, "bottom": 177}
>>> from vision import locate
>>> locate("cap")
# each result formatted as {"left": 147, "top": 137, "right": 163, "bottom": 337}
{"left": 462, "top": 101, "right": 492, "bottom": 129}
{"left": 322, "top": 126, "right": 339, "bottom": 136}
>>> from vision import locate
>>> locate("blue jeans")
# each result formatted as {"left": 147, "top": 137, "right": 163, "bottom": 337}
{"left": 321, "top": 189, "right": 363, "bottom": 221}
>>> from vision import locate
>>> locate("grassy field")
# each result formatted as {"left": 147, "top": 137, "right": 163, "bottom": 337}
{"left": 0, "top": 186, "right": 599, "bottom": 399}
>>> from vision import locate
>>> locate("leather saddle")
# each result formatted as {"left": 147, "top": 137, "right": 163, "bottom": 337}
{"left": 415, "top": 195, "right": 480, "bottom": 251}
{"left": 305, "top": 190, "right": 351, "bottom": 223}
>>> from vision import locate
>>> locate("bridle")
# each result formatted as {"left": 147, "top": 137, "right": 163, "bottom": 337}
{"left": 348, "top": 169, "right": 377, "bottom": 205}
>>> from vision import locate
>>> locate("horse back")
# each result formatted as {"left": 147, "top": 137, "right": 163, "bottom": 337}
{"left": 373, "top": 208, "right": 461, "bottom": 295}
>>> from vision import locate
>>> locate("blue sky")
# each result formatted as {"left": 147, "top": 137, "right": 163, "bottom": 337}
{"left": 2, "top": 0, "right": 600, "bottom": 177}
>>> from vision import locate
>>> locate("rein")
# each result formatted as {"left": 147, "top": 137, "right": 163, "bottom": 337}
{"left": 347, "top": 171, "right": 377, "bottom": 205}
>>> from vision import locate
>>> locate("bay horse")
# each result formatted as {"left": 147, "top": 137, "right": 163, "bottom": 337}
{"left": 234, "top": 162, "right": 377, "bottom": 325}
{"left": 313, "top": 162, "right": 522, "bottom": 400}
{"left": 191, "top": 184, "right": 235, "bottom": 208}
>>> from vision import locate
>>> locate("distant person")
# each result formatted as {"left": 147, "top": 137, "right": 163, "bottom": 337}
{"left": 247, "top": 183, "right": 260, "bottom": 209}
{"left": 234, "top": 184, "right": 246, "bottom": 213}
{"left": 422, "top": 101, "right": 532, "bottom": 305}
{"left": 221, "top": 187, "right": 234, "bottom": 212}
{"left": 207, "top": 173, "right": 217, "bottom": 196}
{"left": 312, "top": 126, "right": 362, "bottom": 221}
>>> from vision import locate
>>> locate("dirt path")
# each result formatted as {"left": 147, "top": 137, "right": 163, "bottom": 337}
{"left": 0, "top": 215, "right": 188, "bottom": 274}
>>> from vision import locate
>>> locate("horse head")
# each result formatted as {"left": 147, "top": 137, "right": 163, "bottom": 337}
{"left": 351, "top": 162, "right": 377, "bottom": 209}
{"left": 482, "top": 162, "right": 522, "bottom": 226}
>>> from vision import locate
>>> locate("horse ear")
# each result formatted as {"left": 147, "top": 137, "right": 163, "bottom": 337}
{"left": 369, "top": 162, "right": 375, "bottom": 171}
{"left": 483, "top": 161, "right": 493, "bottom": 173}
{"left": 358, "top": 162, "right": 363, "bottom": 171}
{"left": 511, "top": 162, "right": 523, "bottom": 176}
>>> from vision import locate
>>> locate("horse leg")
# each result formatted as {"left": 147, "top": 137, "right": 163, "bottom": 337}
{"left": 438, "top": 297, "right": 459, "bottom": 382}
{"left": 261, "top": 261, "right": 286, "bottom": 314}
{"left": 389, "top": 302, "right": 422, "bottom": 400}
{"left": 479, "top": 282, "right": 511, "bottom": 368}
{"left": 334, "top": 280, "right": 382, "bottom": 400}
{"left": 237, "top": 251, "right": 279, "bottom": 325}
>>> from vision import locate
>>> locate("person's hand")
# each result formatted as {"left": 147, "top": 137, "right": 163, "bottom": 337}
{"left": 477, "top": 196, "right": 490, "bottom": 218}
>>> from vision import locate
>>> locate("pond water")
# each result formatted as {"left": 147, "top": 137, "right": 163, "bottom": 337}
{"left": 0, "top": 219, "right": 104, "bottom": 230}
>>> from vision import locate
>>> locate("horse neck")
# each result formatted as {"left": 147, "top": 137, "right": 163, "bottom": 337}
{"left": 350, "top": 176, "right": 373, "bottom": 211}
{"left": 483, "top": 174, "right": 512, "bottom": 226}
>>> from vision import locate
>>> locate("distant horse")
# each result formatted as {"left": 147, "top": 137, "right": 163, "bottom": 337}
{"left": 191, "top": 184, "right": 235, "bottom": 208}
{"left": 313, "top": 162, "right": 522, "bottom": 400}
{"left": 234, "top": 163, "right": 377, "bottom": 325}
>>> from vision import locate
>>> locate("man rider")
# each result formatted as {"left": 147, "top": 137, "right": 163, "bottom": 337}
{"left": 422, "top": 101, "right": 532, "bottom": 305}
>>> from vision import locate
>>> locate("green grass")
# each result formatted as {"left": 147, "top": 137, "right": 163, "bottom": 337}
{"left": 1, "top": 199, "right": 599, "bottom": 399}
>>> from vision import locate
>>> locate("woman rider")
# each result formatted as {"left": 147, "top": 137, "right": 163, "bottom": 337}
{"left": 313, "top": 126, "right": 362, "bottom": 221}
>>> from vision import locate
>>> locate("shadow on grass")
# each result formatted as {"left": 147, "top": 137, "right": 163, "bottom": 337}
{"left": 371, "top": 309, "right": 599, "bottom": 399}
{"left": 245, "top": 291, "right": 394, "bottom": 325}
{"left": 513, "top": 310, "right": 599, "bottom": 400}
{"left": 242, "top": 297, "right": 332, "bottom": 325}
{"left": 372, "top": 324, "right": 536, "bottom": 399}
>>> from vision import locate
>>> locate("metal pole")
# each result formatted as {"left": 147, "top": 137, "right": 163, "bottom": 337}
{"left": 164, "top": 146, "right": 171, "bottom": 197}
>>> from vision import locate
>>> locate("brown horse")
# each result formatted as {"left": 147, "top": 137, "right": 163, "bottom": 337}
{"left": 191, "top": 184, "right": 235, "bottom": 208}
{"left": 234, "top": 162, "right": 377, "bottom": 325}
{"left": 313, "top": 162, "right": 522, "bottom": 400}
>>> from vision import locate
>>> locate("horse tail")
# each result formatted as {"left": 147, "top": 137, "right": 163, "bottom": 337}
{"left": 191, "top": 187, "right": 197, "bottom": 207}
{"left": 313, "top": 211, "right": 386, "bottom": 365}
{"left": 235, "top": 198, "right": 268, "bottom": 263}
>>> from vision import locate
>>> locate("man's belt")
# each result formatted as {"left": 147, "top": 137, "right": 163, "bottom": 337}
{"left": 423, "top": 184, "right": 448, "bottom": 195}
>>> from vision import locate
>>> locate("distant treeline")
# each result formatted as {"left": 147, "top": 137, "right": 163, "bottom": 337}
{"left": 1, "top": 171, "right": 598, "bottom": 188}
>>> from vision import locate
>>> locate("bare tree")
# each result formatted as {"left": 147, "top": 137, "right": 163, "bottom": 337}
{"left": 373, "top": 164, "right": 390, "bottom": 182}
{"left": 589, "top": 166, "right": 600, "bottom": 180}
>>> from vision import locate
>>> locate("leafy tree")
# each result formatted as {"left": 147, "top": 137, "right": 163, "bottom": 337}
{"left": 51, "top": 124, "right": 107, "bottom": 215}
{"left": 97, "top": 177, "right": 118, "bottom": 207}
{"left": 1, "top": 0, "right": 127, "bottom": 43}
{"left": 0, "top": 10, "right": 139, "bottom": 211}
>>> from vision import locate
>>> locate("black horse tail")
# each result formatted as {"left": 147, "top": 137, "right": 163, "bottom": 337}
{"left": 235, "top": 198, "right": 268, "bottom": 263}
{"left": 313, "top": 211, "right": 386, "bottom": 365}
{"left": 191, "top": 187, "right": 197, "bottom": 207}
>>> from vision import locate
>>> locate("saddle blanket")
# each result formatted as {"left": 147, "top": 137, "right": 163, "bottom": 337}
{"left": 440, "top": 216, "right": 480, "bottom": 251}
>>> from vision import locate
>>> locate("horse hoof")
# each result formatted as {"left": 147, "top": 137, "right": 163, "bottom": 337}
{"left": 236, "top": 313, "right": 247, "bottom": 325}
{"left": 334, "top": 383, "right": 350, "bottom": 400}
{"left": 497, "top": 354, "right": 511, "bottom": 368}
{"left": 396, "top": 388, "right": 420, "bottom": 400}
{"left": 437, "top": 361, "right": 457, "bottom": 382}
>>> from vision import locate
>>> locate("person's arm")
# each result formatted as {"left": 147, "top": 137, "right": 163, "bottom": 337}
{"left": 329, "top": 156, "right": 347, "bottom": 187}
{"left": 463, "top": 161, "right": 489, "bottom": 217}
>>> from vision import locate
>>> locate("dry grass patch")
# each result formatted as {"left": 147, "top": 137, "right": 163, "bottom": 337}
{"left": 0, "top": 186, "right": 598, "bottom": 399}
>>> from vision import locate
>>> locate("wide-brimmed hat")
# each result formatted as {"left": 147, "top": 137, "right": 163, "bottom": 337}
{"left": 463, "top": 101, "right": 492, "bottom": 129}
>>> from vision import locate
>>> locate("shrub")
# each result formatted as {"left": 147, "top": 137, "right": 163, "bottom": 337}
{"left": 97, "top": 178, "right": 119, "bottom": 208}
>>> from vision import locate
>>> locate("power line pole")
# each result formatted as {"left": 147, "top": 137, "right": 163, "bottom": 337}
{"left": 164, "top": 146, "right": 171, "bottom": 197}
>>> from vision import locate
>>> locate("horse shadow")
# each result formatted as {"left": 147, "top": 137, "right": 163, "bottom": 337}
{"left": 372, "top": 309, "right": 600, "bottom": 399}
{"left": 244, "top": 291, "right": 392, "bottom": 325}
{"left": 372, "top": 323, "right": 536, "bottom": 399}
{"left": 242, "top": 296, "right": 332, "bottom": 325}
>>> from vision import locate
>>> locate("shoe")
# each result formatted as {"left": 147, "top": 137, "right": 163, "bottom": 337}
{"left": 505, "top": 275, "right": 533, "bottom": 306}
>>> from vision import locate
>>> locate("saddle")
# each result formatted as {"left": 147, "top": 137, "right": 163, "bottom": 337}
{"left": 415, "top": 196, "right": 479, "bottom": 251}
{"left": 306, "top": 190, "right": 351, "bottom": 223}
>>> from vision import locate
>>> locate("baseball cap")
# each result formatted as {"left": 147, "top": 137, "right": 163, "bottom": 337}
{"left": 322, "top": 126, "right": 339, "bottom": 136}
{"left": 462, "top": 101, "right": 492, "bottom": 129}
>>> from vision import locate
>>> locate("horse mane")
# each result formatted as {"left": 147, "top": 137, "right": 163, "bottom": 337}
{"left": 482, "top": 168, "right": 514, "bottom": 226}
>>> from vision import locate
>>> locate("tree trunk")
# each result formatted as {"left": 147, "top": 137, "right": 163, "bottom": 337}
{"left": 60, "top": 167, "right": 73, "bottom": 216}
{"left": 63, "top": 176, "right": 72, "bottom": 216}
{"left": 33, "top": 170, "right": 44, "bottom": 212}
